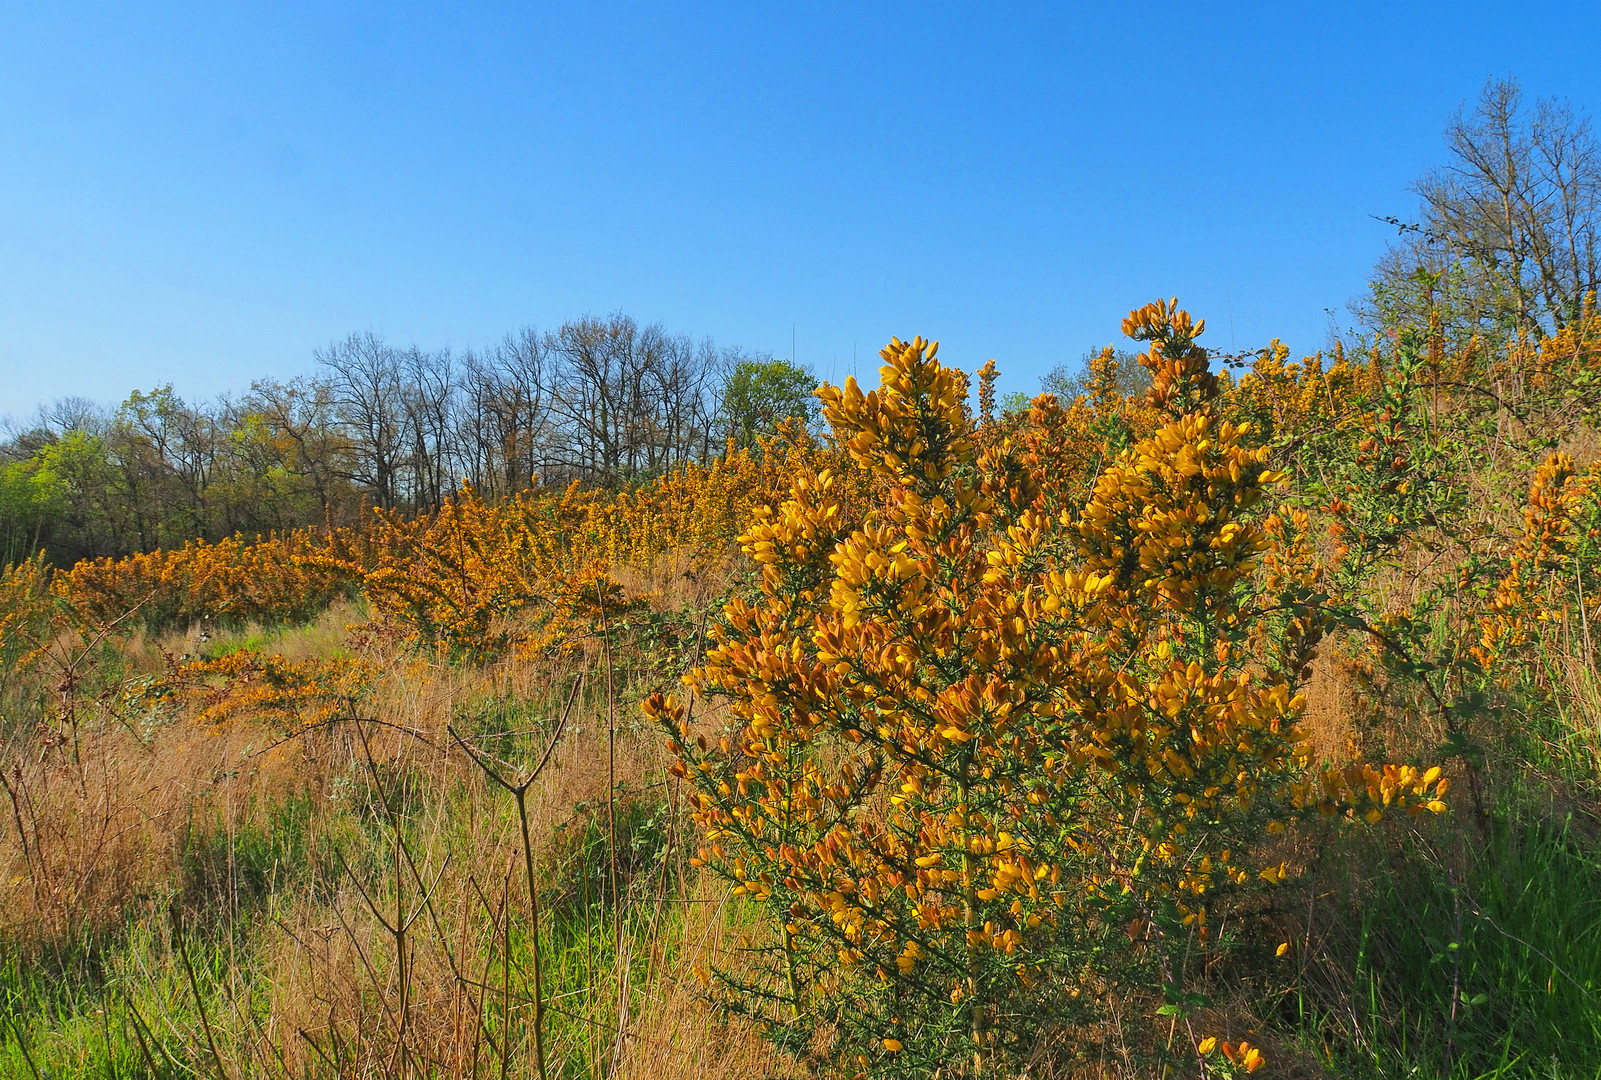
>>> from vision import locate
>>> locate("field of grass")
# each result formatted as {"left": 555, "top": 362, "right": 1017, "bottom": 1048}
{"left": 3, "top": 308, "right": 1600, "bottom": 1078}
{"left": 0, "top": 599, "right": 795, "bottom": 1079}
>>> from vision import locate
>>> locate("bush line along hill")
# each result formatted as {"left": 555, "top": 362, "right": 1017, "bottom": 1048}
{"left": 1, "top": 299, "right": 1599, "bottom": 1079}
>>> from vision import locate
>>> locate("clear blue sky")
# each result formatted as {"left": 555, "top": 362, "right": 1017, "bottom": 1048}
{"left": 3, "top": 2, "right": 1598, "bottom": 418}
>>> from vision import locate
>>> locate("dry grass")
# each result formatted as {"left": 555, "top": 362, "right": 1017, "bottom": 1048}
{"left": 0, "top": 566, "right": 788, "bottom": 1078}
{"left": 4, "top": 513, "right": 1597, "bottom": 1078}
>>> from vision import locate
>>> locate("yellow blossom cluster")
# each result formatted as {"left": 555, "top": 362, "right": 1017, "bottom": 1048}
{"left": 647, "top": 304, "right": 1446, "bottom": 1073}
{"left": 1474, "top": 452, "right": 1601, "bottom": 677}
{"left": 57, "top": 530, "right": 359, "bottom": 630}
{"left": 1226, "top": 338, "right": 1375, "bottom": 443}
{"left": 1198, "top": 1035, "right": 1265, "bottom": 1073}
{"left": 145, "top": 650, "right": 374, "bottom": 733}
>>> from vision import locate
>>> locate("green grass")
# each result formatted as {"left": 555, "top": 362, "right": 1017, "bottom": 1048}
{"left": 1291, "top": 812, "right": 1601, "bottom": 1079}
{"left": 0, "top": 917, "right": 249, "bottom": 1079}
{"left": 0, "top": 705, "right": 692, "bottom": 1080}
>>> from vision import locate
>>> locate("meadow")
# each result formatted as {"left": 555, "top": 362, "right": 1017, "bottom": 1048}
{"left": 2, "top": 300, "right": 1599, "bottom": 1079}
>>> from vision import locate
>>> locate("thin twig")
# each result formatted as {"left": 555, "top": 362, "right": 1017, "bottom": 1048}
{"left": 449, "top": 672, "right": 581, "bottom": 1080}
{"left": 171, "top": 904, "right": 230, "bottom": 1080}
{"left": 2, "top": 997, "right": 42, "bottom": 1080}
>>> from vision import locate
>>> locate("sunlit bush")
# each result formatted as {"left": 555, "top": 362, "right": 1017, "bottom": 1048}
{"left": 648, "top": 303, "right": 1444, "bottom": 1076}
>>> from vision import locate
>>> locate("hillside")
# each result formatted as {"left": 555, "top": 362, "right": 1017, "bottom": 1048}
{"left": 2, "top": 300, "right": 1599, "bottom": 1079}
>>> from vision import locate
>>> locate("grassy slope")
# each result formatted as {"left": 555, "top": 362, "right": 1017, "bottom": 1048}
{"left": 2, "top": 584, "right": 1596, "bottom": 1079}
{"left": 0, "top": 600, "right": 791, "bottom": 1079}
{"left": 5, "top": 364, "right": 1601, "bottom": 1076}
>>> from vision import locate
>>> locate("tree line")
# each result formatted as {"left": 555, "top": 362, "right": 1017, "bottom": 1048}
{"left": 1, "top": 314, "right": 819, "bottom": 566}
{"left": 7, "top": 77, "right": 1594, "bottom": 569}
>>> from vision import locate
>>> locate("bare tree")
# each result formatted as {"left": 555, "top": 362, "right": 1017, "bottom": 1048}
{"left": 543, "top": 315, "right": 730, "bottom": 487}
{"left": 460, "top": 328, "right": 551, "bottom": 498}
{"left": 1363, "top": 77, "right": 1600, "bottom": 343}
{"left": 546, "top": 315, "right": 642, "bottom": 486}
{"left": 655, "top": 335, "right": 730, "bottom": 468}
{"left": 399, "top": 345, "right": 459, "bottom": 511}
{"left": 318, "top": 332, "right": 410, "bottom": 510}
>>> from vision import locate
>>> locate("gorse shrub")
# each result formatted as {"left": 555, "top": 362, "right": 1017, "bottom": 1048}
{"left": 148, "top": 649, "right": 375, "bottom": 732}
{"left": 647, "top": 302, "right": 1446, "bottom": 1077}
{"left": 57, "top": 529, "right": 360, "bottom": 630}
{"left": 315, "top": 431, "right": 849, "bottom": 661}
{"left": 38, "top": 427, "right": 845, "bottom": 662}
{"left": 1475, "top": 451, "right": 1601, "bottom": 678}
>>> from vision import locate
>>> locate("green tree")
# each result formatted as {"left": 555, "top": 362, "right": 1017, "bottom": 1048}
{"left": 720, "top": 357, "right": 819, "bottom": 448}
{"left": 36, "top": 431, "right": 123, "bottom": 561}
{"left": 0, "top": 454, "right": 68, "bottom": 566}
{"left": 1040, "top": 348, "right": 1151, "bottom": 401}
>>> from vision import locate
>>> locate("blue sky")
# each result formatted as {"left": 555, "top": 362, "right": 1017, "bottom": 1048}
{"left": 2, "top": 2, "right": 1598, "bottom": 418}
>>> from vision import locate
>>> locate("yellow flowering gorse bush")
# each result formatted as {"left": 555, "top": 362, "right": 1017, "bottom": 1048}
{"left": 647, "top": 302, "right": 1446, "bottom": 1077}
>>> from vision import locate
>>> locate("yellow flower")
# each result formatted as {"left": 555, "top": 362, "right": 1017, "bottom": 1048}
{"left": 1241, "top": 1043, "right": 1266, "bottom": 1072}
